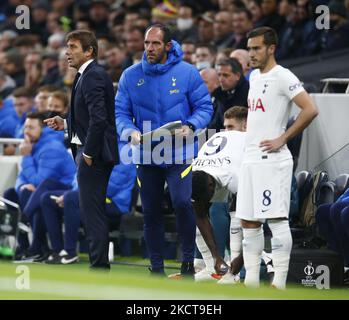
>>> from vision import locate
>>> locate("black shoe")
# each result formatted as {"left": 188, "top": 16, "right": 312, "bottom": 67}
{"left": 344, "top": 270, "right": 349, "bottom": 286}
{"left": 61, "top": 254, "right": 79, "bottom": 265}
{"left": 180, "top": 261, "right": 195, "bottom": 275}
{"left": 149, "top": 267, "right": 166, "bottom": 277}
{"left": 168, "top": 262, "right": 194, "bottom": 280}
{"left": 46, "top": 250, "right": 68, "bottom": 264}
{"left": 13, "top": 253, "right": 41, "bottom": 263}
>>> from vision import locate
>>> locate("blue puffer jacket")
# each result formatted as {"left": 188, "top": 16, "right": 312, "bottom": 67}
{"left": 115, "top": 40, "right": 213, "bottom": 164}
{"left": 107, "top": 160, "right": 136, "bottom": 214}
{"left": 337, "top": 188, "right": 349, "bottom": 203}
{"left": 15, "top": 127, "right": 76, "bottom": 192}
{"left": 0, "top": 97, "right": 16, "bottom": 119}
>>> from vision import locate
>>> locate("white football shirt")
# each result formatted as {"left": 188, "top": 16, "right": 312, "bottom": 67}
{"left": 192, "top": 130, "right": 246, "bottom": 198}
{"left": 244, "top": 65, "right": 304, "bottom": 162}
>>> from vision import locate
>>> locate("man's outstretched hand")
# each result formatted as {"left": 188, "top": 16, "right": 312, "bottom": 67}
{"left": 43, "top": 116, "right": 64, "bottom": 131}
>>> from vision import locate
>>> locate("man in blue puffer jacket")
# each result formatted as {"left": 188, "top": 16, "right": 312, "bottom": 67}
{"left": 3, "top": 112, "right": 76, "bottom": 261}
{"left": 115, "top": 24, "right": 213, "bottom": 277}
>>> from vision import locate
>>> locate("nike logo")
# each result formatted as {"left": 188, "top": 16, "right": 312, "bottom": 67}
{"left": 61, "top": 256, "right": 78, "bottom": 264}
{"left": 261, "top": 209, "right": 269, "bottom": 213}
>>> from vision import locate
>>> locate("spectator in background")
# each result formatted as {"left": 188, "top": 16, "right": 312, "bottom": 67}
{"left": 214, "top": 11, "right": 236, "bottom": 50}
{"left": 12, "top": 87, "right": 36, "bottom": 138}
{"left": 248, "top": 0, "right": 264, "bottom": 26}
{"left": 3, "top": 112, "right": 76, "bottom": 262}
{"left": 0, "top": 67, "right": 16, "bottom": 99}
{"left": 123, "top": 11, "right": 141, "bottom": 32}
{"left": 257, "top": 0, "right": 286, "bottom": 33}
{"left": 97, "top": 36, "right": 111, "bottom": 67}
{"left": 47, "top": 90, "right": 69, "bottom": 118}
{"left": 232, "top": 8, "right": 254, "bottom": 49}
{"left": 230, "top": 49, "right": 253, "bottom": 80}
{"left": 175, "top": 3, "right": 199, "bottom": 43}
{"left": 47, "top": 33, "right": 65, "bottom": 52}
{"left": 200, "top": 68, "right": 220, "bottom": 95}
{"left": 1, "top": 50, "right": 25, "bottom": 87}
{"left": 122, "top": 26, "right": 145, "bottom": 70}
{"left": 24, "top": 51, "right": 42, "bottom": 91}
{"left": 31, "top": 0, "right": 51, "bottom": 44}
{"left": 41, "top": 51, "right": 60, "bottom": 86}
{"left": 198, "top": 12, "right": 215, "bottom": 44}
{"left": 181, "top": 41, "right": 196, "bottom": 64}
{"left": 0, "top": 98, "right": 17, "bottom": 138}
{"left": 106, "top": 46, "right": 125, "bottom": 83}
{"left": 211, "top": 58, "right": 249, "bottom": 129}
{"left": 34, "top": 85, "right": 59, "bottom": 113}
{"left": 13, "top": 35, "right": 41, "bottom": 57}
{"left": 88, "top": 0, "right": 110, "bottom": 38}
{"left": 195, "top": 43, "right": 217, "bottom": 70}
{"left": 0, "top": 30, "right": 18, "bottom": 52}
{"left": 216, "top": 48, "right": 234, "bottom": 64}
{"left": 75, "top": 18, "right": 92, "bottom": 31}
{"left": 277, "top": 0, "right": 321, "bottom": 59}
{"left": 200, "top": 68, "right": 223, "bottom": 130}
{"left": 322, "top": 0, "right": 349, "bottom": 51}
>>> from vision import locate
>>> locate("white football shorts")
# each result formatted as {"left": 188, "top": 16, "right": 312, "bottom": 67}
{"left": 236, "top": 158, "right": 293, "bottom": 221}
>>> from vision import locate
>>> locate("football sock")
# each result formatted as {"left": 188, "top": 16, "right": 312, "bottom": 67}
{"left": 268, "top": 220, "right": 292, "bottom": 290}
{"left": 195, "top": 227, "right": 215, "bottom": 272}
{"left": 242, "top": 227, "right": 264, "bottom": 288}
{"left": 229, "top": 211, "right": 242, "bottom": 262}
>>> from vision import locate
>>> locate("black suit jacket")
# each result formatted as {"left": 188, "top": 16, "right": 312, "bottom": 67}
{"left": 67, "top": 60, "right": 119, "bottom": 165}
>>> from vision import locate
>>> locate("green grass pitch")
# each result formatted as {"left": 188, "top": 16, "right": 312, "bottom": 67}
{"left": 0, "top": 257, "right": 348, "bottom": 300}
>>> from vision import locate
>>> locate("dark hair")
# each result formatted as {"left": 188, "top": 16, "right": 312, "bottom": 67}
{"left": 216, "top": 58, "right": 243, "bottom": 75}
{"left": 65, "top": 30, "right": 98, "bottom": 59}
{"left": 192, "top": 171, "right": 215, "bottom": 202}
{"left": 234, "top": 8, "right": 253, "bottom": 21}
{"left": 145, "top": 23, "right": 172, "bottom": 43}
{"left": 247, "top": 26, "right": 278, "bottom": 47}
{"left": 12, "top": 87, "right": 33, "bottom": 99}
{"left": 224, "top": 106, "right": 248, "bottom": 120}
{"left": 196, "top": 43, "right": 217, "bottom": 56}
{"left": 26, "top": 111, "right": 46, "bottom": 126}
{"left": 49, "top": 91, "right": 69, "bottom": 107}
{"left": 37, "top": 85, "right": 60, "bottom": 93}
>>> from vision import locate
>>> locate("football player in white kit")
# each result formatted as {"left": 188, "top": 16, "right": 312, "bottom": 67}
{"left": 236, "top": 27, "right": 318, "bottom": 289}
{"left": 192, "top": 107, "right": 247, "bottom": 281}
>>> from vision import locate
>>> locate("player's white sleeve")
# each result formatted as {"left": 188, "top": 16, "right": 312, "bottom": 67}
{"left": 278, "top": 68, "right": 305, "bottom": 100}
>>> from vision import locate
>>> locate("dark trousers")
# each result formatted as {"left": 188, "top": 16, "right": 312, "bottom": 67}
{"left": 209, "top": 202, "right": 230, "bottom": 257}
{"left": 41, "top": 190, "right": 80, "bottom": 256}
{"left": 3, "top": 187, "right": 31, "bottom": 253}
{"left": 137, "top": 164, "right": 196, "bottom": 270}
{"left": 76, "top": 148, "right": 113, "bottom": 268}
{"left": 316, "top": 200, "right": 349, "bottom": 267}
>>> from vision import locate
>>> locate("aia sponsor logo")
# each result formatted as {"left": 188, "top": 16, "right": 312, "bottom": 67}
{"left": 248, "top": 98, "right": 265, "bottom": 112}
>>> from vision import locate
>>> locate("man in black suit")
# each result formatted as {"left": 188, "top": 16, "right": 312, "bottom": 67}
{"left": 45, "top": 30, "right": 118, "bottom": 269}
